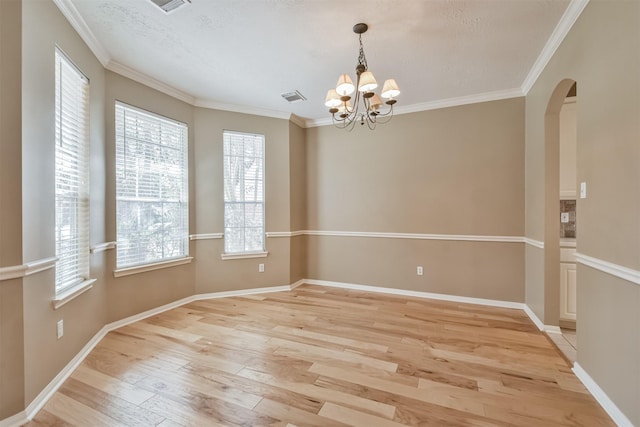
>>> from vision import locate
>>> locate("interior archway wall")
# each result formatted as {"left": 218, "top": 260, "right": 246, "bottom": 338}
{"left": 543, "top": 78, "right": 575, "bottom": 327}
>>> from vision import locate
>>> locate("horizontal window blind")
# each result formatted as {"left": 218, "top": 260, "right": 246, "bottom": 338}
{"left": 115, "top": 102, "right": 189, "bottom": 268}
{"left": 55, "top": 49, "right": 90, "bottom": 294}
{"left": 223, "top": 131, "right": 265, "bottom": 254}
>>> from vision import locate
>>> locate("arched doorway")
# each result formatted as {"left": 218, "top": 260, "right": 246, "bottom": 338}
{"left": 544, "top": 79, "right": 577, "bottom": 359}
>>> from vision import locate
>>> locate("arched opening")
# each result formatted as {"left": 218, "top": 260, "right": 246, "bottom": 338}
{"left": 544, "top": 79, "right": 577, "bottom": 360}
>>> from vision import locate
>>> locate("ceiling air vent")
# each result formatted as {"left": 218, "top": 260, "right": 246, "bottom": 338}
{"left": 149, "top": 0, "right": 191, "bottom": 14}
{"left": 281, "top": 90, "right": 307, "bottom": 103}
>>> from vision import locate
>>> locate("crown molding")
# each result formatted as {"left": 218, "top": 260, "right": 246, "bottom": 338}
{"left": 304, "top": 87, "right": 524, "bottom": 128}
{"left": 52, "top": 0, "right": 110, "bottom": 66}
{"left": 289, "top": 114, "right": 307, "bottom": 129}
{"left": 194, "top": 98, "right": 292, "bottom": 121}
{"left": 521, "top": 0, "right": 590, "bottom": 94}
{"left": 106, "top": 61, "right": 196, "bottom": 105}
{"left": 54, "top": 0, "right": 587, "bottom": 128}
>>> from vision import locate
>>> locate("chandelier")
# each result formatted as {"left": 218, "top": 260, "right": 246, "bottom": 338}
{"left": 324, "top": 23, "right": 400, "bottom": 130}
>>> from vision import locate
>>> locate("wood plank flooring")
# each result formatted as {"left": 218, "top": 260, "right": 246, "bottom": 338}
{"left": 26, "top": 285, "right": 614, "bottom": 426}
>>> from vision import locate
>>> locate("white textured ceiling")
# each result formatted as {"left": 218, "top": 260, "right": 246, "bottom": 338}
{"left": 65, "top": 0, "right": 571, "bottom": 124}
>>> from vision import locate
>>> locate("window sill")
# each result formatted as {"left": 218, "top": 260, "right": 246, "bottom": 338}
{"left": 52, "top": 278, "right": 96, "bottom": 310}
{"left": 113, "top": 257, "right": 194, "bottom": 278}
{"left": 221, "top": 251, "right": 269, "bottom": 260}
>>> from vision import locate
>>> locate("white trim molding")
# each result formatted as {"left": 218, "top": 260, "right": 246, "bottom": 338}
{"left": 190, "top": 233, "right": 224, "bottom": 240}
{"left": 52, "top": 279, "right": 96, "bottom": 310}
{"left": 0, "top": 264, "right": 28, "bottom": 281}
{"left": 521, "top": 0, "right": 590, "bottom": 94}
{"left": 194, "top": 98, "right": 292, "bottom": 121}
{"left": 265, "top": 231, "right": 305, "bottom": 238}
{"left": 0, "top": 279, "right": 624, "bottom": 427}
{"left": 573, "top": 363, "right": 634, "bottom": 427}
{"left": 113, "top": 257, "right": 194, "bottom": 278}
{"left": 51, "top": 0, "right": 110, "bottom": 66}
{"left": 0, "top": 411, "right": 28, "bottom": 427}
{"left": 107, "top": 61, "right": 195, "bottom": 105}
{"left": 3, "top": 282, "right": 303, "bottom": 426}
{"left": 304, "top": 279, "right": 525, "bottom": 310}
{"left": 300, "top": 230, "right": 524, "bottom": 243}
{"left": 305, "top": 88, "right": 524, "bottom": 128}
{"left": 523, "top": 305, "right": 545, "bottom": 331}
{"left": 524, "top": 238, "right": 545, "bottom": 249}
{"left": 220, "top": 251, "right": 269, "bottom": 260}
{"left": 25, "top": 257, "right": 58, "bottom": 276}
{"left": 523, "top": 304, "right": 563, "bottom": 334}
{"left": 576, "top": 253, "right": 640, "bottom": 286}
{"left": 0, "top": 257, "right": 58, "bottom": 282}
{"left": 90, "top": 242, "right": 116, "bottom": 254}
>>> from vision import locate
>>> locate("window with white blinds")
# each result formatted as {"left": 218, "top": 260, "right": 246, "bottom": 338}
{"left": 223, "top": 131, "right": 265, "bottom": 254}
{"left": 54, "top": 49, "right": 91, "bottom": 294}
{"left": 115, "top": 102, "right": 189, "bottom": 269}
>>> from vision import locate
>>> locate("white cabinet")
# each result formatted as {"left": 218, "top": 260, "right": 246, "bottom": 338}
{"left": 559, "top": 97, "right": 577, "bottom": 199}
{"left": 560, "top": 245, "right": 577, "bottom": 321}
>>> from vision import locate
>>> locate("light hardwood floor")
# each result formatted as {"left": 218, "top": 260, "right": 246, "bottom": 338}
{"left": 26, "top": 285, "right": 613, "bottom": 426}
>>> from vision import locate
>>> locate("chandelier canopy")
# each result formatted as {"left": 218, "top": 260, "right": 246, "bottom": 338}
{"left": 324, "top": 23, "right": 400, "bottom": 130}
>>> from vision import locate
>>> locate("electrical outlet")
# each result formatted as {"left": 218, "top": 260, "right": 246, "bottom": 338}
{"left": 417, "top": 266, "right": 423, "bottom": 276}
{"left": 258, "top": 263, "right": 265, "bottom": 273}
{"left": 57, "top": 320, "right": 64, "bottom": 339}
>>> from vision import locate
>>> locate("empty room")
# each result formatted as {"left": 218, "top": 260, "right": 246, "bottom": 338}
{"left": 0, "top": 0, "right": 638, "bottom": 426}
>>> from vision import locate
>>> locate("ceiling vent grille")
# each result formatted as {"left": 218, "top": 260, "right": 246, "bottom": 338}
{"left": 149, "top": 0, "right": 191, "bottom": 13}
{"left": 281, "top": 90, "right": 307, "bottom": 103}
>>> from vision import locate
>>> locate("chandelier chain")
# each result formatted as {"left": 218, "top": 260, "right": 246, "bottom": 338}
{"left": 357, "top": 34, "right": 368, "bottom": 72}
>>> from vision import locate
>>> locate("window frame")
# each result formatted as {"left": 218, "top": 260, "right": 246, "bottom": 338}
{"left": 54, "top": 47, "right": 92, "bottom": 298}
{"left": 222, "top": 130, "right": 267, "bottom": 258}
{"left": 114, "top": 101, "right": 190, "bottom": 272}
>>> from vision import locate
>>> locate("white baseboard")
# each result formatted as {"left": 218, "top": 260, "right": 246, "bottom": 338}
{"left": 5, "top": 282, "right": 301, "bottom": 425}
{"left": 303, "top": 279, "right": 525, "bottom": 310}
{"left": 523, "top": 304, "right": 545, "bottom": 330}
{"left": 0, "top": 411, "right": 28, "bottom": 427}
{"left": 522, "top": 304, "right": 562, "bottom": 334}
{"left": 573, "top": 363, "right": 634, "bottom": 427}
{"left": 2, "top": 279, "right": 629, "bottom": 427}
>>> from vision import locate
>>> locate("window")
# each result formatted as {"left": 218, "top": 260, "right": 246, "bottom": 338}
{"left": 115, "top": 102, "right": 189, "bottom": 269}
{"left": 223, "top": 131, "right": 265, "bottom": 254}
{"left": 54, "top": 49, "right": 90, "bottom": 294}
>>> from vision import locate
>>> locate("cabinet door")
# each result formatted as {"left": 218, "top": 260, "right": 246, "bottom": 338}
{"left": 560, "top": 263, "right": 577, "bottom": 321}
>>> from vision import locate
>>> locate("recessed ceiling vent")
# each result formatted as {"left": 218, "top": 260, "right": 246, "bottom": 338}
{"left": 149, "top": 0, "right": 191, "bottom": 14}
{"left": 281, "top": 90, "right": 307, "bottom": 103}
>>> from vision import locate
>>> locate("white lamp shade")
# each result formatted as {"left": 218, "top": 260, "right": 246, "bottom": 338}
{"left": 358, "top": 71, "right": 378, "bottom": 92}
{"left": 325, "top": 89, "right": 342, "bottom": 108}
{"left": 368, "top": 94, "right": 383, "bottom": 111}
{"left": 336, "top": 74, "right": 355, "bottom": 96}
{"left": 381, "top": 79, "right": 400, "bottom": 99}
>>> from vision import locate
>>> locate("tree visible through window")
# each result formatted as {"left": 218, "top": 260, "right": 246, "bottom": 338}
{"left": 115, "top": 102, "right": 189, "bottom": 268}
{"left": 54, "top": 49, "right": 90, "bottom": 294}
{"left": 223, "top": 131, "right": 265, "bottom": 254}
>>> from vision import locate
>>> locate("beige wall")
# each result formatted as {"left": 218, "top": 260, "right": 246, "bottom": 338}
{"left": 289, "top": 122, "right": 307, "bottom": 283}
{"left": 0, "top": 0, "right": 25, "bottom": 418}
{"left": 305, "top": 99, "right": 525, "bottom": 301}
{"left": 193, "top": 108, "right": 294, "bottom": 293}
{"left": 104, "top": 71, "right": 197, "bottom": 322}
{"left": 20, "top": 0, "right": 108, "bottom": 404}
{"left": 2, "top": 0, "right": 638, "bottom": 424}
{"left": 524, "top": 1, "right": 640, "bottom": 424}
